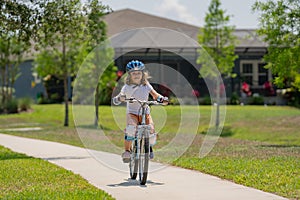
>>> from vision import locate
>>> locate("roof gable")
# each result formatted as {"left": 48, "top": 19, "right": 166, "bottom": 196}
{"left": 104, "top": 9, "right": 199, "bottom": 39}
{"left": 104, "top": 9, "right": 267, "bottom": 48}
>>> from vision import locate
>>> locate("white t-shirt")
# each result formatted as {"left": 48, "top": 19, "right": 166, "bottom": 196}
{"left": 120, "top": 83, "right": 153, "bottom": 115}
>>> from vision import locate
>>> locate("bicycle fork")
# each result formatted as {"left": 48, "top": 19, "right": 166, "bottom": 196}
{"left": 135, "top": 125, "right": 151, "bottom": 158}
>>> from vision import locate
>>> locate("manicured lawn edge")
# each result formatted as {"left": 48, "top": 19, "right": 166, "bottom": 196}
{"left": 0, "top": 145, "right": 115, "bottom": 199}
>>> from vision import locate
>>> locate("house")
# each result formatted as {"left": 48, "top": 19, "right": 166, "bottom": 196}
{"left": 15, "top": 8, "right": 281, "bottom": 104}
{"left": 103, "top": 9, "right": 277, "bottom": 103}
{"left": 14, "top": 60, "right": 45, "bottom": 100}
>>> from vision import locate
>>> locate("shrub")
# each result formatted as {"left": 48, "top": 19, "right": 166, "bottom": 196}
{"left": 0, "top": 103, "right": 4, "bottom": 114}
{"left": 230, "top": 92, "right": 240, "bottom": 105}
{"left": 169, "top": 96, "right": 180, "bottom": 105}
{"left": 19, "top": 97, "right": 32, "bottom": 111}
{"left": 5, "top": 99, "right": 18, "bottom": 114}
{"left": 200, "top": 95, "right": 211, "bottom": 105}
{"left": 249, "top": 96, "right": 264, "bottom": 105}
{"left": 50, "top": 93, "right": 62, "bottom": 103}
{"left": 37, "top": 94, "right": 52, "bottom": 104}
{"left": 286, "top": 91, "right": 300, "bottom": 108}
{"left": 98, "top": 88, "right": 113, "bottom": 105}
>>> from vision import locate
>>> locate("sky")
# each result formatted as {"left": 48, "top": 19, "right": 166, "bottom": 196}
{"left": 100, "top": 0, "right": 267, "bottom": 28}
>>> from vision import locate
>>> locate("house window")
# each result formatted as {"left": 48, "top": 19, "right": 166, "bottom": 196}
{"left": 242, "top": 63, "right": 253, "bottom": 73}
{"left": 241, "top": 63, "right": 253, "bottom": 85}
{"left": 240, "top": 61, "right": 271, "bottom": 88}
{"left": 258, "top": 63, "right": 268, "bottom": 85}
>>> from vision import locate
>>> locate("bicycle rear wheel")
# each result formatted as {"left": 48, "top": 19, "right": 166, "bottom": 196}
{"left": 139, "top": 136, "right": 149, "bottom": 185}
{"left": 129, "top": 140, "right": 138, "bottom": 179}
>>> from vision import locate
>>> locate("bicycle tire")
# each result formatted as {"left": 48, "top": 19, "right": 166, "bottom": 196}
{"left": 139, "top": 136, "right": 149, "bottom": 185}
{"left": 129, "top": 140, "right": 138, "bottom": 179}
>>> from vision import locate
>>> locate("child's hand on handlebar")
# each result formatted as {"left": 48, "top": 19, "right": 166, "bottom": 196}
{"left": 157, "top": 96, "right": 169, "bottom": 105}
{"left": 119, "top": 95, "right": 126, "bottom": 102}
{"left": 162, "top": 97, "right": 169, "bottom": 105}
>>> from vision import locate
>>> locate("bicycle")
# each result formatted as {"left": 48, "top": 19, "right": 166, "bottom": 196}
{"left": 124, "top": 98, "right": 166, "bottom": 185}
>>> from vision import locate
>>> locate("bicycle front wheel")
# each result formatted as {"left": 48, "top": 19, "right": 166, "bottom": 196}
{"left": 139, "top": 136, "right": 149, "bottom": 185}
{"left": 129, "top": 140, "right": 138, "bottom": 179}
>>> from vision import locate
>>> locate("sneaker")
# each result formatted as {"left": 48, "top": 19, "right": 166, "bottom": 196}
{"left": 149, "top": 147, "right": 154, "bottom": 159}
{"left": 122, "top": 151, "right": 131, "bottom": 163}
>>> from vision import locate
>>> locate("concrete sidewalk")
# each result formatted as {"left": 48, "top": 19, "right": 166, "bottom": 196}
{"left": 0, "top": 134, "right": 287, "bottom": 200}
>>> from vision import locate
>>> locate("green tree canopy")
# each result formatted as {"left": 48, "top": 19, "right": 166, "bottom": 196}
{"left": 197, "top": 0, "right": 238, "bottom": 79}
{"left": 34, "top": 0, "right": 115, "bottom": 126}
{"left": 197, "top": 0, "right": 238, "bottom": 127}
{"left": 0, "top": 0, "right": 35, "bottom": 105}
{"left": 253, "top": 0, "right": 300, "bottom": 91}
{"left": 79, "top": 0, "right": 116, "bottom": 126}
{"left": 34, "top": 0, "right": 85, "bottom": 126}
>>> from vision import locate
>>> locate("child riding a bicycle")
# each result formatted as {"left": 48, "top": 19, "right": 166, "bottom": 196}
{"left": 112, "top": 60, "right": 168, "bottom": 163}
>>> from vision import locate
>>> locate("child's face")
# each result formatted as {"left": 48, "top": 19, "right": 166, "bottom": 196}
{"left": 130, "top": 71, "right": 143, "bottom": 84}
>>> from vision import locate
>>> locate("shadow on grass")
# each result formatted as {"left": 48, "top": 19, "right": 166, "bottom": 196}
{"left": 259, "top": 144, "right": 300, "bottom": 148}
{"left": 200, "top": 126, "right": 234, "bottom": 137}
{"left": 77, "top": 124, "right": 112, "bottom": 131}
{"left": 0, "top": 151, "right": 31, "bottom": 161}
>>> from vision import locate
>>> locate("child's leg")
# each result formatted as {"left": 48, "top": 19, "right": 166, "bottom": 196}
{"left": 125, "top": 113, "right": 138, "bottom": 151}
{"left": 124, "top": 141, "right": 131, "bottom": 152}
{"left": 146, "top": 114, "right": 156, "bottom": 158}
{"left": 145, "top": 114, "right": 155, "bottom": 133}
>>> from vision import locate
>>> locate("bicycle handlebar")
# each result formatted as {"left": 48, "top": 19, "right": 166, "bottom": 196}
{"left": 124, "top": 98, "right": 167, "bottom": 106}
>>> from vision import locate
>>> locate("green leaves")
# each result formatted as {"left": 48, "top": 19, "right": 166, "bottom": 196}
{"left": 253, "top": 0, "right": 300, "bottom": 91}
{"left": 197, "top": 0, "right": 238, "bottom": 127}
{"left": 33, "top": 0, "right": 113, "bottom": 126}
{"left": 34, "top": 0, "right": 86, "bottom": 74}
{"left": 0, "top": 0, "right": 36, "bottom": 104}
{"left": 197, "top": 0, "right": 238, "bottom": 78}
{"left": 84, "top": 0, "right": 111, "bottom": 48}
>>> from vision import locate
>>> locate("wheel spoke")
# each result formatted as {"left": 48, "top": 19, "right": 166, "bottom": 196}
{"left": 139, "top": 135, "right": 149, "bottom": 185}
{"left": 129, "top": 140, "right": 138, "bottom": 179}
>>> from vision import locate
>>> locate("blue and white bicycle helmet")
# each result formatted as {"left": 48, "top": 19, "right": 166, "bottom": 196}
{"left": 126, "top": 60, "right": 145, "bottom": 72}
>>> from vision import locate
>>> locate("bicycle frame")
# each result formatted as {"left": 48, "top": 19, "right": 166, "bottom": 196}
{"left": 125, "top": 98, "right": 162, "bottom": 185}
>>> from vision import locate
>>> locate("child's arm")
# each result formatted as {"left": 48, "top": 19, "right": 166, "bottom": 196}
{"left": 150, "top": 89, "right": 168, "bottom": 103}
{"left": 112, "top": 86, "right": 126, "bottom": 105}
{"left": 112, "top": 93, "right": 126, "bottom": 105}
{"left": 149, "top": 89, "right": 160, "bottom": 100}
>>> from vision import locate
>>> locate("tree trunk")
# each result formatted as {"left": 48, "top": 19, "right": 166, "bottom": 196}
{"left": 64, "top": 74, "right": 69, "bottom": 127}
{"left": 94, "top": 46, "right": 101, "bottom": 127}
{"left": 5, "top": 64, "right": 10, "bottom": 102}
{"left": 5, "top": 41, "right": 10, "bottom": 102}
{"left": 62, "top": 34, "right": 68, "bottom": 127}
{"left": 215, "top": 78, "right": 220, "bottom": 128}
{"left": 94, "top": 83, "right": 99, "bottom": 126}
{"left": 1, "top": 69, "right": 5, "bottom": 105}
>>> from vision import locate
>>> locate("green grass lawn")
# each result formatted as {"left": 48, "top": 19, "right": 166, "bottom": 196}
{"left": 0, "top": 145, "right": 115, "bottom": 199}
{"left": 0, "top": 104, "right": 299, "bottom": 199}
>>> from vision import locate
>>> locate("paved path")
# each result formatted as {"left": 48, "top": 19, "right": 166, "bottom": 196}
{"left": 0, "top": 134, "right": 287, "bottom": 200}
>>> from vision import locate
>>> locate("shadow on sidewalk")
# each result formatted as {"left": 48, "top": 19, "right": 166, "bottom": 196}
{"left": 43, "top": 156, "right": 90, "bottom": 161}
{"left": 107, "top": 178, "right": 164, "bottom": 188}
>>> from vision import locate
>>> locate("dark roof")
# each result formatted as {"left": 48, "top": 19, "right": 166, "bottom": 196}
{"left": 104, "top": 9, "right": 267, "bottom": 48}
{"left": 104, "top": 9, "right": 199, "bottom": 39}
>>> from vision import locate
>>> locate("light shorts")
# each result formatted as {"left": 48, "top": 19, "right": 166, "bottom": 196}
{"left": 125, "top": 113, "right": 155, "bottom": 140}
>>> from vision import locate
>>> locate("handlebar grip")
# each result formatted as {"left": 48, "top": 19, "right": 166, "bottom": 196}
{"left": 125, "top": 98, "right": 136, "bottom": 103}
